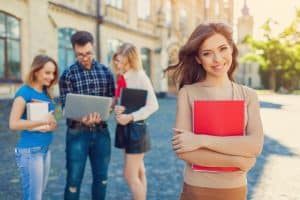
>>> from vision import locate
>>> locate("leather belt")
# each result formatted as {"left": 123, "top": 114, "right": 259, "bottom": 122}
{"left": 67, "top": 119, "right": 107, "bottom": 131}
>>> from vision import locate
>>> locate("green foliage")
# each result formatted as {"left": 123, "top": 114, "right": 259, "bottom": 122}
{"left": 242, "top": 10, "right": 300, "bottom": 91}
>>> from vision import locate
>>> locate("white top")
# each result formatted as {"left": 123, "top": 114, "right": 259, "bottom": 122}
{"left": 123, "top": 69, "right": 159, "bottom": 121}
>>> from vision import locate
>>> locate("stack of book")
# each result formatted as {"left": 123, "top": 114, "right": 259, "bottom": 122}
{"left": 27, "top": 101, "right": 49, "bottom": 131}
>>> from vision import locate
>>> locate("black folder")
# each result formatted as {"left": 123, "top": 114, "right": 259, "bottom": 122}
{"left": 120, "top": 88, "right": 148, "bottom": 114}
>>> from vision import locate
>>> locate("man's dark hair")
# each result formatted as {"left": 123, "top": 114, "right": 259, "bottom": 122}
{"left": 71, "top": 31, "right": 94, "bottom": 48}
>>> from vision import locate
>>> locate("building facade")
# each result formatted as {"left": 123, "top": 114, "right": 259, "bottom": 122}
{"left": 235, "top": 0, "right": 261, "bottom": 88}
{"left": 0, "top": 0, "right": 234, "bottom": 98}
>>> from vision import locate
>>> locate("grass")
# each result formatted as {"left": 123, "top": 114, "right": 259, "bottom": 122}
{"left": 292, "top": 90, "right": 300, "bottom": 95}
{"left": 255, "top": 89, "right": 300, "bottom": 95}
{"left": 53, "top": 103, "right": 63, "bottom": 120}
{"left": 255, "top": 89, "right": 274, "bottom": 95}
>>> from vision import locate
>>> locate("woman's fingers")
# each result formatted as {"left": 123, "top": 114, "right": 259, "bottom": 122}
{"left": 173, "top": 128, "right": 185, "bottom": 133}
{"left": 172, "top": 133, "right": 183, "bottom": 142}
{"left": 114, "top": 105, "right": 125, "bottom": 115}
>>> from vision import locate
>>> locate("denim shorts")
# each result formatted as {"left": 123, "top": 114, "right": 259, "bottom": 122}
{"left": 114, "top": 121, "right": 151, "bottom": 154}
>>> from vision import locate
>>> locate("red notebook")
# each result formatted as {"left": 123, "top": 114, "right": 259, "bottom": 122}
{"left": 192, "top": 100, "right": 245, "bottom": 172}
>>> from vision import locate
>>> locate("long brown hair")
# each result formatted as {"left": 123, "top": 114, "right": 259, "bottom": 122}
{"left": 165, "top": 22, "right": 239, "bottom": 89}
{"left": 25, "top": 54, "right": 59, "bottom": 99}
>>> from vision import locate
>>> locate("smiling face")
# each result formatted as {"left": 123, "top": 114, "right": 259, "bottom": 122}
{"left": 114, "top": 54, "right": 131, "bottom": 74}
{"left": 195, "top": 33, "right": 233, "bottom": 81}
{"left": 34, "top": 61, "right": 57, "bottom": 87}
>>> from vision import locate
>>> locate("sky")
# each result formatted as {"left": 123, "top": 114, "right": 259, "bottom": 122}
{"left": 234, "top": 0, "right": 300, "bottom": 40}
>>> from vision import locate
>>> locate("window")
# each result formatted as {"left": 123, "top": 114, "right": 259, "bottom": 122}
{"left": 58, "top": 28, "right": 76, "bottom": 75}
{"left": 223, "top": 0, "right": 229, "bottom": 8}
{"left": 179, "top": 8, "right": 187, "bottom": 31}
{"left": 164, "top": 0, "right": 172, "bottom": 27}
{"left": 137, "top": 0, "right": 151, "bottom": 20}
{"left": 140, "top": 47, "right": 151, "bottom": 77}
{"left": 105, "top": 0, "right": 123, "bottom": 9}
{"left": 0, "top": 12, "right": 21, "bottom": 81}
{"left": 107, "top": 39, "right": 122, "bottom": 67}
{"left": 215, "top": 1, "right": 220, "bottom": 16}
{"left": 205, "top": 0, "right": 210, "bottom": 9}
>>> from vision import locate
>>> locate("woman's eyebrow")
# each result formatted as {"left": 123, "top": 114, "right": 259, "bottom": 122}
{"left": 201, "top": 44, "right": 229, "bottom": 52}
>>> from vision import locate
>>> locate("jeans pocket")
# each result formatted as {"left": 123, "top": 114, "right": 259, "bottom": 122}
{"left": 15, "top": 149, "right": 29, "bottom": 168}
{"left": 67, "top": 128, "right": 82, "bottom": 136}
{"left": 67, "top": 128, "right": 82, "bottom": 143}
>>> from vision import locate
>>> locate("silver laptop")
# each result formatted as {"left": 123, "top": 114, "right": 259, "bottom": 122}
{"left": 64, "top": 93, "right": 112, "bottom": 120}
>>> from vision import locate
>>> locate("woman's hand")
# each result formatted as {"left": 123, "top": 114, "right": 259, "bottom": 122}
{"left": 116, "top": 114, "right": 133, "bottom": 125}
{"left": 172, "top": 128, "right": 202, "bottom": 153}
{"left": 44, "top": 112, "right": 56, "bottom": 124}
{"left": 114, "top": 105, "right": 125, "bottom": 115}
{"left": 38, "top": 122, "right": 57, "bottom": 132}
{"left": 39, "top": 112, "right": 57, "bottom": 132}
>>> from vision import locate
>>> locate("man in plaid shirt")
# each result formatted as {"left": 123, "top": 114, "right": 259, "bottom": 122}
{"left": 59, "top": 31, "right": 115, "bottom": 200}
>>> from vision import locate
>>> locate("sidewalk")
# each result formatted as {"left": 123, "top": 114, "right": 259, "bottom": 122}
{"left": 250, "top": 94, "right": 300, "bottom": 199}
{"left": 0, "top": 97, "right": 183, "bottom": 200}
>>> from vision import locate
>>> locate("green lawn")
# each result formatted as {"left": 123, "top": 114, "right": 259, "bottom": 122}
{"left": 292, "top": 90, "right": 300, "bottom": 95}
{"left": 255, "top": 89, "right": 274, "bottom": 95}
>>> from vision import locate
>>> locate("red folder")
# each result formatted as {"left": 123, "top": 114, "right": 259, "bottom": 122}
{"left": 192, "top": 100, "right": 245, "bottom": 172}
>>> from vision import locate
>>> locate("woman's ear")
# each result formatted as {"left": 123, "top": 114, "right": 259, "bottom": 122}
{"left": 195, "top": 56, "right": 201, "bottom": 65}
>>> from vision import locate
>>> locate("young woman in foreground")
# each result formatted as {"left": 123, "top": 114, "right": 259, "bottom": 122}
{"left": 167, "top": 23, "right": 264, "bottom": 200}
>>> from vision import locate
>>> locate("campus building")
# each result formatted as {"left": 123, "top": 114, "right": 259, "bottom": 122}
{"left": 0, "top": 0, "right": 234, "bottom": 98}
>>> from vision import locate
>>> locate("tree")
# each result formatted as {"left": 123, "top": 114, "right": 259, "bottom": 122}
{"left": 243, "top": 10, "right": 300, "bottom": 91}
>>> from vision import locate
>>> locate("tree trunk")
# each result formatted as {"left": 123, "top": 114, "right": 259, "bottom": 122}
{"left": 269, "top": 67, "right": 276, "bottom": 91}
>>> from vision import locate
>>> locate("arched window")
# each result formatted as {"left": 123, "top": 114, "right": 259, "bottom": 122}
{"left": 137, "top": 0, "right": 151, "bottom": 20}
{"left": 140, "top": 47, "right": 151, "bottom": 77}
{"left": 105, "top": 0, "right": 123, "bottom": 9}
{"left": 58, "top": 28, "right": 76, "bottom": 74}
{"left": 0, "top": 11, "right": 21, "bottom": 82}
{"left": 164, "top": 0, "right": 172, "bottom": 27}
{"left": 215, "top": 0, "right": 220, "bottom": 16}
{"left": 107, "top": 39, "right": 122, "bottom": 67}
{"left": 205, "top": 0, "right": 210, "bottom": 9}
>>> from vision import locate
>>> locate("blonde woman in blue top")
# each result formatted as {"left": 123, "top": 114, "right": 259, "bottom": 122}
{"left": 9, "top": 55, "right": 59, "bottom": 200}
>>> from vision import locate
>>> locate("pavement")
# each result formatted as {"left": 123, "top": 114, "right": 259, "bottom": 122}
{"left": 0, "top": 94, "right": 299, "bottom": 200}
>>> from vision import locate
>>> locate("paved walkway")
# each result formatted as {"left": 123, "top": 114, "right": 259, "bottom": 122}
{"left": 0, "top": 94, "right": 299, "bottom": 199}
{"left": 250, "top": 94, "right": 300, "bottom": 200}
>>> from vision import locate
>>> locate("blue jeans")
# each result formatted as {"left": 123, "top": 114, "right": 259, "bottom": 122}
{"left": 15, "top": 146, "right": 51, "bottom": 200}
{"left": 64, "top": 127, "right": 111, "bottom": 200}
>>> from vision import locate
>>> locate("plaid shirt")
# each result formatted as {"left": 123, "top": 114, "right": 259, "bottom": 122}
{"left": 59, "top": 60, "right": 115, "bottom": 108}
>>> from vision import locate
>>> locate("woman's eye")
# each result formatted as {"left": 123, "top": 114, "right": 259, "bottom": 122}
{"left": 202, "top": 52, "right": 212, "bottom": 57}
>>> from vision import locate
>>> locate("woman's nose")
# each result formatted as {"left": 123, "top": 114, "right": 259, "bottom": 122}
{"left": 213, "top": 52, "right": 222, "bottom": 61}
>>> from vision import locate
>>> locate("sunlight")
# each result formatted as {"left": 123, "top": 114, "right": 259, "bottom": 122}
{"left": 234, "top": 0, "right": 300, "bottom": 39}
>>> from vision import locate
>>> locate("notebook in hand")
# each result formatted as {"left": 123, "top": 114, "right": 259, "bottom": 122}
{"left": 120, "top": 88, "right": 148, "bottom": 114}
{"left": 192, "top": 100, "right": 245, "bottom": 172}
{"left": 27, "top": 102, "right": 49, "bottom": 131}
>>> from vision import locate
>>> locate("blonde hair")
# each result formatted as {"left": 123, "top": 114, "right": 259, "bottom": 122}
{"left": 112, "top": 43, "right": 143, "bottom": 73}
{"left": 25, "top": 54, "right": 59, "bottom": 99}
